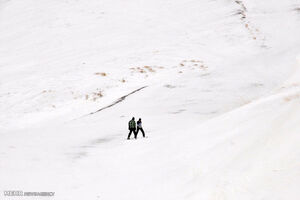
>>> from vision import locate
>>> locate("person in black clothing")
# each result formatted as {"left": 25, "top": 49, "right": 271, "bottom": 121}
{"left": 127, "top": 117, "right": 136, "bottom": 140}
{"left": 135, "top": 118, "right": 145, "bottom": 138}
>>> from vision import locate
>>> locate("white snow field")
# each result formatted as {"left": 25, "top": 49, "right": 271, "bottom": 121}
{"left": 0, "top": 0, "right": 300, "bottom": 199}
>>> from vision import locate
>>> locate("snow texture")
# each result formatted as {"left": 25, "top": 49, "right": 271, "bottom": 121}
{"left": 0, "top": 0, "right": 300, "bottom": 199}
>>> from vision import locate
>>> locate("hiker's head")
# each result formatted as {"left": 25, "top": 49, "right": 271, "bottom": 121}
{"left": 132, "top": 117, "right": 135, "bottom": 120}
{"left": 139, "top": 118, "right": 141, "bottom": 121}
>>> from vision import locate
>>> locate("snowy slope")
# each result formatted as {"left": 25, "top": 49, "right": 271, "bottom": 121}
{"left": 0, "top": 0, "right": 300, "bottom": 199}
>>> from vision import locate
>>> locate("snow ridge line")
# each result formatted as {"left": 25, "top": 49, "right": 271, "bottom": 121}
{"left": 72, "top": 86, "right": 148, "bottom": 120}
{"left": 89, "top": 86, "right": 148, "bottom": 115}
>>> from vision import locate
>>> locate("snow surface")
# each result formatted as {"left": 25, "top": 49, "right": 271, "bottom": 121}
{"left": 0, "top": 0, "right": 300, "bottom": 199}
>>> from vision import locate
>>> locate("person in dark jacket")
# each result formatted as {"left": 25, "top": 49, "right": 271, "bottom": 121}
{"left": 135, "top": 118, "right": 145, "bottom": 138}
{"left": 127, "top": 117, "right": 136, "bottom": 140}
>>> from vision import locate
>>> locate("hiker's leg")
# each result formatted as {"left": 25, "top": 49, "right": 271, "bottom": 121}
{"left": 134, "top": 128, "right": 138, "bottom": 139}
{"left": 127, "top": 130, "right": 133, "bottom": 139}
{"left": 141, "top": 128, "right": 145, "bottom": 137}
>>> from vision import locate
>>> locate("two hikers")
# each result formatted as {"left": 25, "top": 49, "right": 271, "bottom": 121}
{"left": 127, "top": 117, "right": 145, "bottom": 140}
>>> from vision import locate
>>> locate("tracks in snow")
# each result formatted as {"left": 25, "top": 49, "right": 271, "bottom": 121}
{"left": 234, "top": 0, "right": 267, "bottom": 48}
